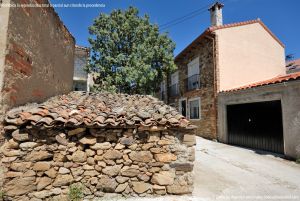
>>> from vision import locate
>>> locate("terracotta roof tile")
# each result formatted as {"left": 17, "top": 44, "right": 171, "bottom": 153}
{"left": 4, "top": 92, "right": 196, "bottom": 130}
{"left": 220, "top": 72, "right": 300, "bottom": 93}
{"left": 209, "top": 19, "right": 284, "bottom": 48}
{"left": 287, "top": 58, "right": 300, "bottom": 72}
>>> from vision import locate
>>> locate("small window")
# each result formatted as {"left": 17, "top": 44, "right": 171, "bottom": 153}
{"left": 189, "top": 98, "right": 200, "bottom": 119}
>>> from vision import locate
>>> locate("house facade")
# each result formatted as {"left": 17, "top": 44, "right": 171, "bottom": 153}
{"left": 161, "top": 2, "right": 286, "bottom": 140}
{"left": 0, "top": 0, "right": 75, "bottom": 119}
{"left": 170, "top": 36, "right": 216, "bottom": 139}
{"left": 73, "top": 45, "right": 92, "bottom": 91}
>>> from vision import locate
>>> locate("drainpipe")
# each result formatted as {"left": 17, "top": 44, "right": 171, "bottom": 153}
{"left": 205, "top": 34, "right": 218, "bottom": 140}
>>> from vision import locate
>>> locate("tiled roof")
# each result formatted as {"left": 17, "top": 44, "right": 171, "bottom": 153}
{"left": 75, "top": 45, "right": 89, "bottom": 51}
{"left": 175, "top": 19, "right": 284, "bottom": 62}
{"left": 287, "top": 58, "right": 300, "bottom": 72}
{"left": 220, "top": 72, "right": 300, "bottom": 93}
{"left": 4, "top": 92, "right": 195, "bottom": 130}
{"left": 208, "top": 19, "right": 284, "bottom": 47}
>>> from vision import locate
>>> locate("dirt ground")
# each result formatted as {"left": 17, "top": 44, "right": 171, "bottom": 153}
{"left": 96, "top": 137, "right": 300, "bottom": 201}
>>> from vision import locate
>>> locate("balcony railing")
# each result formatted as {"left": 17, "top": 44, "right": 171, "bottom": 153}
{"left": 185, "top": 74, "right": 200, "bottom": 91}
{"left": 169, "top": 83, "right": 179, "bottom": 97}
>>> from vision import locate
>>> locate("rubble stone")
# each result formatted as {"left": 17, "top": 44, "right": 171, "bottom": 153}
{"left": 52, "top": 174, "right": 74, "bottom": 187}
{"left": 79, "top": 136, "right": 97, "bottom": 145}
{"left": 68, "top": 128, "right": 86, "bottom": 136}
{"left": 32, "top": 162, "right": 51, "bottom": 171}
{"left": 132, "top": 182, "right": 151, "bottom": 194}
{"left": 151, "top": 171, "right": 175, "bottom": 185}
{"left": 90, "top": 142, "right": 112, "bottom": 150}
{"left": 129, "top": 151, "right": 153, "bottom": 163}
{"left": 154, "top": 153, "right": 177, "bottom": 163}
{"left": 25, "top": 151, "right": 53, "bottom": 162}
{"left": 72, "top": 150, "right": 87, "bottom": 163}
{"left": 1, "top": 110, "right": 195, "bottom": 199}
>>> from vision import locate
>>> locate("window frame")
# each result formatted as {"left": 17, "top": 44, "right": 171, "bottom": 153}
{"left": 188, "top": 97, "right": 201, "bottom": 120}
{"left": 170, "top": 71, "right": 179, "bottom": 85}
{"left": 187, "top": 57, "right": 200, "bottom": 77}
{"left": 178, "top": 97, "right": 187, "bottom": 117}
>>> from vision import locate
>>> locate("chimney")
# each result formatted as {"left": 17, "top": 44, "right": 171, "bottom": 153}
{"left": 208, "top": 2, "right": 224, "bottom": 26}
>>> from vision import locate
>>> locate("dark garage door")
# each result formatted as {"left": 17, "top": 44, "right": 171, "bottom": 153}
{"left": 227, "top": 100, "right": 284, "bottom": 154}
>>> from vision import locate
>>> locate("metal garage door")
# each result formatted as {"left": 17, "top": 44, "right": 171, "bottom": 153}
{"left": 227, "top": 100, "right": 284, "bottom": 154}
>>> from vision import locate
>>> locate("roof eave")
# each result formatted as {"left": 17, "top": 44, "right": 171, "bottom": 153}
{"left": 175, "top": 29, "right": 213, "bottom": 62}
{"left": 174, "top": 19, "right": 285, "bottom": 63}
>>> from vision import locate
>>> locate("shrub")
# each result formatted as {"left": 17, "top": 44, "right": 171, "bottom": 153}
{"left": 68, "top": 184, "right": 84, "bottom": 201}
{"left": 0, "top": 190, "right": 4, "bottom": 201}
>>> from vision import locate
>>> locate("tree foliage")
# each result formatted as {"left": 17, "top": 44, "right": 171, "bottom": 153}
{"left": 87, "top": 7, "right": 176, "bottom": 94}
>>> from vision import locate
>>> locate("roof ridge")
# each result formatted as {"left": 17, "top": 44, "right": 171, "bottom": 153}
{"left": 4, "top": 92, "right": 196, "bottom": 130}
{"left": 209, "top": 18, "right": 284, "bottom": 48}
{"left": 175, "top": 18, "right": 284, "bottom": 61}
{"left": 209, "top": 18, "right": 260, "bottom": 31}
{"left": 220, "top": 72, "right": 300, "bottom": 93}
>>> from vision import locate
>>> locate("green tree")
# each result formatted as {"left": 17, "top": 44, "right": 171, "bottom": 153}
{"left": 87, "top": 7, "right": 176, "bottom": 94}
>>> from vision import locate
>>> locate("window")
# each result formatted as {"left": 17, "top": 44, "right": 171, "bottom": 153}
{"left": 187, "top": 57, "right": 200, "bottom": 91}
{"left": 169, "top": 71, "right": 179, "bottom": 96}
{"left": 187, "top": 57, "right": 200, "bottom": 77}
{"left": 179, "top": 98, "right": 187, "bottom": 117}
{"left": 74, "top": 57, "right": 88, "bottom": 78}
{"left": 189, "top": 98, "right": 201, "bottom": 119}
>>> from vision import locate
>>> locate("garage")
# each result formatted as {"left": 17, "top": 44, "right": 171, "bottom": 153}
{"left": 226, "top": 100, "right": 284, "bottom": 154}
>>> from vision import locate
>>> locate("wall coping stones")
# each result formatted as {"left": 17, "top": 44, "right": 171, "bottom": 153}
{"left": 4, "top": 92, "right": 197, "bottom": 131}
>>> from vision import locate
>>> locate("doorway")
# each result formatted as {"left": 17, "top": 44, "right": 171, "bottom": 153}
{"left": 179, "top": 98, "right": 187, "bottom": 117}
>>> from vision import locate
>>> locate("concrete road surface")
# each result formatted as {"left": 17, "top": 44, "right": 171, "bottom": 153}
{"left": 193, "top": 137, "right": 300, "bottom": 201}
{"left": 96, "top": 137, "right": 300, "bottom": 201}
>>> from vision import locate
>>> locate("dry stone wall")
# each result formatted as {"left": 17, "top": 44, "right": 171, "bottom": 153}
{"left": 1, "top": 126, "right": 196, "bottom": 200}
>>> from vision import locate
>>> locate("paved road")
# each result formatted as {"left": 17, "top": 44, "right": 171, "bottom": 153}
{"left": 101, "top": 137, "right": 300, "bottom": 201}
{"left": 193, "top": 137, "right": 300, "bottom": 201}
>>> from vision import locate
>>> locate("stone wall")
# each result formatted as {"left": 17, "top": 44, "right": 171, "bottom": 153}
{"left": 0, "top": 126, "right": 196, "bottom": 200}
{"left": 0, "top": 0, "right": 75, "bottom": 117}
{"left": 173, "top": 36, "right": 217, "bottom": 139}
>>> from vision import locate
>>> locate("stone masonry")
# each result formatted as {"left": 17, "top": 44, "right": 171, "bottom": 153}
{"left": 0, "top": 92, "right": 196, "bottom": 200}
{"left": 171, "top": 36, "right": 217, "bottom": 139}
{"left": 0, "top": 0, "right": 75, "bottom": 118}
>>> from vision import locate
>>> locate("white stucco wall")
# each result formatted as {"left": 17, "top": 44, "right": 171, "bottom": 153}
{"left": 215, "top": 22, "right": 286, "bottom": 91}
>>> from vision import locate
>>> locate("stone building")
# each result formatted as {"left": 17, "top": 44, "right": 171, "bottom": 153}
{"left": 73, "top": 45, "right": 91, "bottom": 91}
{"left": 1, "top": 91, "right": 196, "bottom": 200}
{"left": 0, "top": 0, "right": 75, "bottom": 118}
{"left": 161, "top": 2, "right": 286, "bottom": 140}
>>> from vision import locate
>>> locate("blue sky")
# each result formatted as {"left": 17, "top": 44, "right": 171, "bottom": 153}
{"left": 51, "top": 0, "right": 300, "bottom": 59}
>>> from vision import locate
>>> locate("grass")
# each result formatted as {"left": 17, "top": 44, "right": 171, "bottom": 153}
{"left": 0, "top": 190, "right": 4, "bottom": 201}
{"left": 68, "top": 184, "right": 84, "bottom": 201}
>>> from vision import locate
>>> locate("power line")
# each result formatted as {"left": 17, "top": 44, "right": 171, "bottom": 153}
{"left": 160, "top": 2, "right": 214, "bottom": 28}
{"left": 160, "top": 0, "right": 228, "bottom": 31}
{"left": 160, "top": 9, "right": 208, "bottom": 31}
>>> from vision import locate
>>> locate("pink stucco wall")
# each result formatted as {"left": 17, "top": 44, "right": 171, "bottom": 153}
{"left": 215, "top": 22, "right": 286, "bottom": 92}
